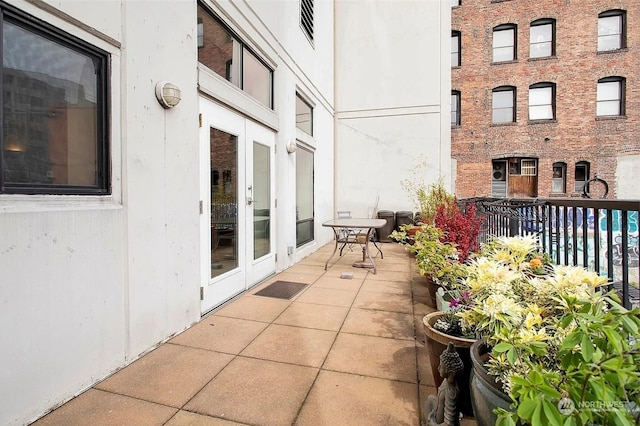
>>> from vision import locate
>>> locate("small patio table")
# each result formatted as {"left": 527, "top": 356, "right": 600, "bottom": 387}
{"left": 322, "top": 218, "right": 386, "bottom": 274}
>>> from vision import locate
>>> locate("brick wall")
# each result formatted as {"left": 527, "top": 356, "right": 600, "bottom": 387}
{"left": 451, "top": 0, "right": 639, "bottom": 199}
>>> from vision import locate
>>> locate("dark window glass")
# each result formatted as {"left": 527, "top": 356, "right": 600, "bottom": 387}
{"left": 574, "top": 162, "right": 589, "bottom": 192}
{"left": 197, "top": 3, "right": 273, "bottom": 109}
{"left": 2, "top": 10, "right": 109, "bottom": 194}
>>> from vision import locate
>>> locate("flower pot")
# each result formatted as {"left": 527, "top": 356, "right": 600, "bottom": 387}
{"left": 435, "top": 286, "right": 451, "bottom": 311}
{"left": 425, "top": 277, "right": 439, "bottom": 307}
{"left": 469, "top": 340, "right": 514, "bottom": 426}
{"left": 423, "top": 312, "right": 476, "bottom": 417}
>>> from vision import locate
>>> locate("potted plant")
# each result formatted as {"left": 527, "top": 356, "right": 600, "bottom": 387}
{"left": 411, "top": 224, "right": 461, "bottom": 304}
{"left": 452, "top": 235, "right": 640, "bottom": 426}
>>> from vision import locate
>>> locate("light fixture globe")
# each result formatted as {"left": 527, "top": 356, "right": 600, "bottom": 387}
{"left": 155, "top": 81, "right": 182, "bottom": 108}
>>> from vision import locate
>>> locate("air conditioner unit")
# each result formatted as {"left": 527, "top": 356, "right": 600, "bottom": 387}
{"left": 492, "top": 162, "right": 506, "bottom": 181}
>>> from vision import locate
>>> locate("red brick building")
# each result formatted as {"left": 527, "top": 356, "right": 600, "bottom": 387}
{"left": 451, "top": 0, "right": 639, "bottom": 199}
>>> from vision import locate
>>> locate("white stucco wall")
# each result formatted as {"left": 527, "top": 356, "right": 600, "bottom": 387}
{"left": 334, "top": 0, "right": 451, "bottom": 217}
{"left": 1, "top": 1, "right": 200, "bottom": 425}
{"left": 616, "top": 153, "right": 640, "bottom": 199}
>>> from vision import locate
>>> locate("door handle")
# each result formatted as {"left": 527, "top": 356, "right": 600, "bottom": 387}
{"left": 247, "top": 196, "right": 253, "bottom": 205}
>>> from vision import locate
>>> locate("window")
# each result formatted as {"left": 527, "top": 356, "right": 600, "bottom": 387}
{"left": 1, "top": 6, "right": 110, "bottom": 195}
{"left": 598, "top": 10, "right": 626, "bottom": 52}
{"left": 295, "top": 93, "right": 313, "bottom": 135}
{"left": 451, "top": 31, "right": 461, "bottom": 67}
{"left": 197, "top": 3, "right": 274, "bottom": 109}
{"left": 492, "top": 86, "right": 516, "bottom": 123}
{"left": 296, "top": 145, "right": 314, "bottom": 247}
{"left": 530, "top": 19, "right": 555, "bottom": 58}
{"left": 552, "top": 162, "right": 566, "bottom": 193}
{"left": 451, "top": 90, "right": 461, "bottom": 126}
{"left": 597, "top": 76, "right": 625, "bottom": 116}
{"left": 300, "top": 0, "right": 314, "bottom": 42}
{"left": 574, "top": 161, "right": 589, "bottom": 193}
{"left": 521, "top": 159, "right": 537, "bottom": 176}
{"left": 493, "top": 24, "right": 517, "bottom": 62}
{"left": 528, "top": 82, "right": 555, "bottom": 120}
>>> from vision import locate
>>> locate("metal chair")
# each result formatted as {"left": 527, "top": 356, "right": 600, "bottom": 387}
{"left": 337, "top": 210, "right": 358, "bottom": 255}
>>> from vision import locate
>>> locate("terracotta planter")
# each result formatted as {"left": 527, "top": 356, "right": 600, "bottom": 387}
{"left": 425, "top": 277, "right": 439, "bottom": 307}
{"left": 423, "top": 311, "right": 476, "bottom": 417}
{"left": 469, "top": 340, "right": 514, "bottom": 426}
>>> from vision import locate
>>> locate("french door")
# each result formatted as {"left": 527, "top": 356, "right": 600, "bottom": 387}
{"left": 199, "top": 98, "right": 276, "bottom": 314}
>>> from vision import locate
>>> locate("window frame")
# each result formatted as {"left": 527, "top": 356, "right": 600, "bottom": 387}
{"left": 552, "top": 162, "right": 566, "bottom": 194}
{"left": 598, "top": 9, "right": 626, "bottom": 52}
{"left": 197, "top": 3, "right": 274, "bottom": 110}
{"left": 574, "top": 161, "right": 590, "bottom": 193}
{"left": 1, "top": 4, "right": 111, "bottom": 196}
{"left": 451, "top": 30, "right": 461, "bottom": 67}
{"left": 493, "top": 24, "right": 517, "bottom": 63}
{"left": 451, "top": 90, "right": 461, "bottom": 127}
{"left": 492, "top": 86, "right": 516, "bottom": 123}
{"left": 597, "top": 76, "right": 625, "bottom": 117}
{"left": 529, "top": 18, "right": 555, "bottom": 59}
{"left": 528, "top": 82, "right": 556, "bottom": 121}
{"left": 295, "top": 144, "right": 314, "bottom": 247}
{"left": 295, "top": 92, "right": 313, "bottom": 136}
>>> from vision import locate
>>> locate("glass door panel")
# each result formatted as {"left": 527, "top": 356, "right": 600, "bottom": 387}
{"left": 252, "top": 141, "right": 270, "bottom": 260}
{"left": 210, "top": 128, "right": 238, "bottom": 278}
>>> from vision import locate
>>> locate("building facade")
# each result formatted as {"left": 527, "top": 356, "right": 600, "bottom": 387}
{"left": 0, "top": 1, "right": 451, "bottom": 424}
{"left": 451, "top": 0, "right": 639, "bottom": 200}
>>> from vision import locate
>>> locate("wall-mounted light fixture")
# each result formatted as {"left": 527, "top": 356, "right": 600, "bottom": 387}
{"left": 286, "top": 140, "right": 297, "bottom": 154}
{"left": 155, "top": 81, "right": 182, "bottom": 108}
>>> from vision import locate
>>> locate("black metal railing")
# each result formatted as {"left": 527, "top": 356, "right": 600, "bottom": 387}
{"left": 462, "top": 197, "right": 640, "bottom": 309}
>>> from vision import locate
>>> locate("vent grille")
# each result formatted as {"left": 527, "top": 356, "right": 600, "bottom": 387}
{"left": 301, "top": 0, "right": 314, "bottom": 42}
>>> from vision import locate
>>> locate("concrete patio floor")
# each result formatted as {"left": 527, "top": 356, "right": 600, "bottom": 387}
{"left": 32, "top": 242, "right": 477, "bottom": 426}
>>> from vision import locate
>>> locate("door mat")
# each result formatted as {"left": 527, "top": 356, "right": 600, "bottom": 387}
{"left": 253, "top": 280, "right": 308, "bottom": 300}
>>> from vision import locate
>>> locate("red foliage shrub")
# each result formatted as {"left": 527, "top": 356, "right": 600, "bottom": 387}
{"left": 434, "top": 201, "right": 484, "bottom": 262}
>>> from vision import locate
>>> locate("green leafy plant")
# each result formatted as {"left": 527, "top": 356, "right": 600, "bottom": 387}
{"left": 412, "top": 224, "right": 462, "bottom": 287}
{"left": 449, "top": 235, "right": 640, "bottom": 425}
{"left": 494, "top": 293, "right": 640, "bottom": 426}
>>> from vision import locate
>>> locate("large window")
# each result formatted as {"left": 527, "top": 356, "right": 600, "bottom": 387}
{"left": 492, "top": 86, "right": 516, "bottom": 123}
{"left": 528, "top": 83, "right": 555, "bottom": 121}
{"left": 197, "top": 3, "right": 273, "bottom": 109}
{"left": 296, "top": 145, "right": 314, "bottom": 247}
{"left": 529, "top": 19, "right": 555, "bottom": 59}
{"left": 597, "top": 76, "right": 625, "bottom": 117}
{"left": 598, "top": 10, "right": 626, "bottom": 52}
{"left": 451, "top": 31, "right": 461, "bottom": 67}
{"left": 451, "top": 90, "right": 461, "bottom": 126}
{"left": 295, "top": 93, "right": 313, "bottom": 135}
{"left": 1, "top": 6, "right": 110, "bottom": 195}
{"left": 493, "top": 24, "right": 517, "bottom": 62}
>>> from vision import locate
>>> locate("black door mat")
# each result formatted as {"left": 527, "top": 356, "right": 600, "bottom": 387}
{"left": 253, "top": 280, "right": 308, "bottom": 300}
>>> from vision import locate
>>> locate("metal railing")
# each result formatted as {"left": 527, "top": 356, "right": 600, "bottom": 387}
{"left": 462, "top": 197, "right": 640, "bottom": 309}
